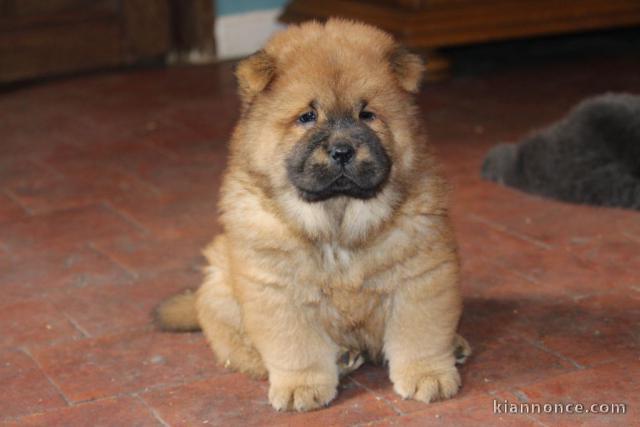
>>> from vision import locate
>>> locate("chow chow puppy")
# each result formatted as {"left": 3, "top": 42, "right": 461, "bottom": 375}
{"left": 157, "top": 19, "right": 470, "bottom": 412}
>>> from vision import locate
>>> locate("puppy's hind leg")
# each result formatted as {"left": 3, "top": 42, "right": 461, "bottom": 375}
{"left": 337, "top": 349, "right": 366, "bottom": 377}
{"left": 453, "top": 334, "right": 472, "bottom": 365}
{"left": 197, "top": 239, "right": 267, "bottom": 379}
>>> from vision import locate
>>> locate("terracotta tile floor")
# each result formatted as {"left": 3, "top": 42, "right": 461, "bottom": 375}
{"left": 1, "top": 50, "right": 639, "bottom": 426}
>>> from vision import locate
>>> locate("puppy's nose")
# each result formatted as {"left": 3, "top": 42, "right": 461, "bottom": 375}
{"left": 329, "top": 143, "right": 355, "bottom": 165}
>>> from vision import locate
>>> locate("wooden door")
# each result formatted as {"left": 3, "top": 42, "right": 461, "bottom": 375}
{"left": 0, "top": 0, "right": 171, "bottom": 83}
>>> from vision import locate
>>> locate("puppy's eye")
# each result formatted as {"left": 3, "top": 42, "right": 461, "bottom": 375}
{"left": 359, "top": 110, "right": 375, "bottom": 121}
{"left": 298, "top": 111, "right": 317, "bottom": 124}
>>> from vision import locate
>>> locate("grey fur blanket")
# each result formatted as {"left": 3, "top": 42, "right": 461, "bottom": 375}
{"left": 481, "top": 93, "right": 640, "bottom": 210}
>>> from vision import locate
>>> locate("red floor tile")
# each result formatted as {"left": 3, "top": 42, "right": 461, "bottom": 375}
{"left": 367, "top": 393, "right": 541, "bottom": 426}
{"left": 31, "top": 330, "right": 222, "bottom": 403}
{"left": 516, "top": 293, "right": 640, "bottom": 368}
{"left": 111, "top": 194, "right": 220, "bottom": 240}
{"left": 0, "top": 204, "right": 145, "bottom": 257}
{"left": 50, "top": 269, "right": 201, "bottom": 337}
{"left": 0, "top": 245, "right": 132, "bottom": 305}
{"left": 0, "top": 193, "right": 26, "bottom": 224}
{"left": 455, "top": 217, "right": 638, "bottom": 299}
{"left": 9, "top": 160, "right": 161, "bottom": 216}
{"left": 458, "top": 335, "right": 577, "bottom": 393}
{"left": 6, "top": 397, "right": 162, "bottom": 426}
{"left": 0, "top": 349, "right": 67, "bottom": 419}
{"left": 513, "top": 361, "right": 639, "bottom": 426}
{"left": 91, "top": 234, "right": 207, "bottom": 276}
{"left": 0, "top": 158, "right": 60, "bottom": 195}
{"left": 0, "top": 300, "right": 86, "bottom": 350}
{"left": 142, "top": 373, "right": 396, "bottom": 427}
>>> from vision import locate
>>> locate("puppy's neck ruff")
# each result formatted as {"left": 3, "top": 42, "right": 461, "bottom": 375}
{"left": 276, "top": 184, "right": 401, "bottom": 247}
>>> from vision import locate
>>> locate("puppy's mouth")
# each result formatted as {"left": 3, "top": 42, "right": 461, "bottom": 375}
{"left": 332, "top": 175, "right": 354, "bottom": 190}
{"left": 296, "top": 172, "right": 384, "bottom": 202}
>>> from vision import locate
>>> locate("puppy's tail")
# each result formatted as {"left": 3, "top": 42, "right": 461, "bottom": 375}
{"left": 155, "top": 290, "right": 201, "bottom": 332}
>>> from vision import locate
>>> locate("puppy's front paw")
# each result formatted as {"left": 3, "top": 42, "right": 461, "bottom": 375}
{"left": 391, "top": 364, "right": 461, "bottom": 403}
{"left": 268, "top": 382, "right": 337, "bottom": 412}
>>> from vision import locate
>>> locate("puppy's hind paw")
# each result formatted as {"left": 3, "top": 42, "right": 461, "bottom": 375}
{"left": 337, "top": 349, "right": 365, "bottom": 377}
{"left": 454, "top": 334, "right": 472, "bottom": 365}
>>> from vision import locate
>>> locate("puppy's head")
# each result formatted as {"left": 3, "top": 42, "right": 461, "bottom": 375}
{"left": 231, "top": 20, "right": 424, "bottom": 239}
{"left": 231, "top": 20, "right": 425, "bottom": 238}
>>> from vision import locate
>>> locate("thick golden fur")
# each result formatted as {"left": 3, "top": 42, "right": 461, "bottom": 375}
{"left": 157, "top": 19, "right": 468, "bottom": 411}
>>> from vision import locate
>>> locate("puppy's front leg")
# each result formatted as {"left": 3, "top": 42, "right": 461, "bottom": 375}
{"left": 384, "top": 261, "right": 462, "bottom": 403}
{"left": 242, "top": 284, "right": 340, "bottom": 412}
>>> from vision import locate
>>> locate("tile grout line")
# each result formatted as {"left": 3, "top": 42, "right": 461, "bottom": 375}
{"left": 28, "top": 157, "right": 67, "bottom": 180}
{"left": 347, "top": 376, "right": 405, "bottom": 416}
{"left": 4, "top": 358, "right": 230, "bottom": 420}
{"left": 351, "top": 417, "right": 392, "bottom": 426}
{"left": 62, "top": 312, "right": 92, "bottom": 339}
{"left": 512, "top": 390, "right": 529, "bottom": 402}
{"left": 87, "top": 241, "right": 140, "bottom": 280}
{"left": 488, "top": 259, "right": 544, "bottom": 285}
{"left": 1, "top": 198, "right": 149, "bottom": 226}
{"left": 490, "top": 390, "right": 550, "bottom": 427}
{"left": 112, "top": 163, "right": 164, "bottom": 197}
{"left": 534, "top": 417, "right": 552, "bottom": 426}
{"left": 526, "top": 413, "right": 552, "bottom": 427}
{"left": 99, "top": 200, "right": 150, "bottom": 237}
{"left": 67, "top": 370, "right": 236, "bottom": 407}
{"left": 21, "top": 347, "right": 73, "bottom": 407}
{"left": 509, "top": 388, "right": 576, "bottom": 426}
{"left": 134, "top": 394, "right": 171, "bottom": 427}
{"left": 519, "top": 336, "right": 584, "bottom": 370}
{"left": 622, "top": 231, "right": 640, "bottom": 244}
{"left": 1, "top": 392, "right": 172, "bottom": 424}
{"left": 0, "top": 406, "right": 71, "bottom": 424}
{"left": 3, "top": 188, "right": 34, "bottom": 215}
{"left": 141, "top": 139, "right": 183, "bottom": 162}
{"left": 467, "top": 213, "right": 553, "bottom": 250}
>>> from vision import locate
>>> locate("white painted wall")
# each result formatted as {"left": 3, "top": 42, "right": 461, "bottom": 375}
{"left": 215, "top": 8, "right": 286, "bottom": 60}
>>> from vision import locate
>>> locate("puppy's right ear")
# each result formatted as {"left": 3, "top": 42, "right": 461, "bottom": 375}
{"left": 236, "top": 50, "right": 275, "bottom": 109}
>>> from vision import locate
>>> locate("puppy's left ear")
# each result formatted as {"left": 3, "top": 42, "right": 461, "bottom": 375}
{"left": 236, "top": 50, "right": 276, "bottom": 108}
{"left": 389, "top": 47, "right": 424, "bottom": 93}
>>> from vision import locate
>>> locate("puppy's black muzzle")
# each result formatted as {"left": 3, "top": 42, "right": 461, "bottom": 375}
{"left": 286, "top": 119, "right": 391, "bottom": 202}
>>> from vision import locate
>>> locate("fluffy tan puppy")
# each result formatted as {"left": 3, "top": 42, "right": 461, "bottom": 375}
{"left": 157, "top": 19, "right": 469, "bottom": 412}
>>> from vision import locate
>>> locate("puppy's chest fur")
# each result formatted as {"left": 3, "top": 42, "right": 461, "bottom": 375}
{"left": 314, "top": 242, "right": 368, "bottom": 291}
{"left": 320, "top": 243, "right": 352, "bottom": 272}
{"left": 312, "top": 242, "right": 390, "bottom": 354}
